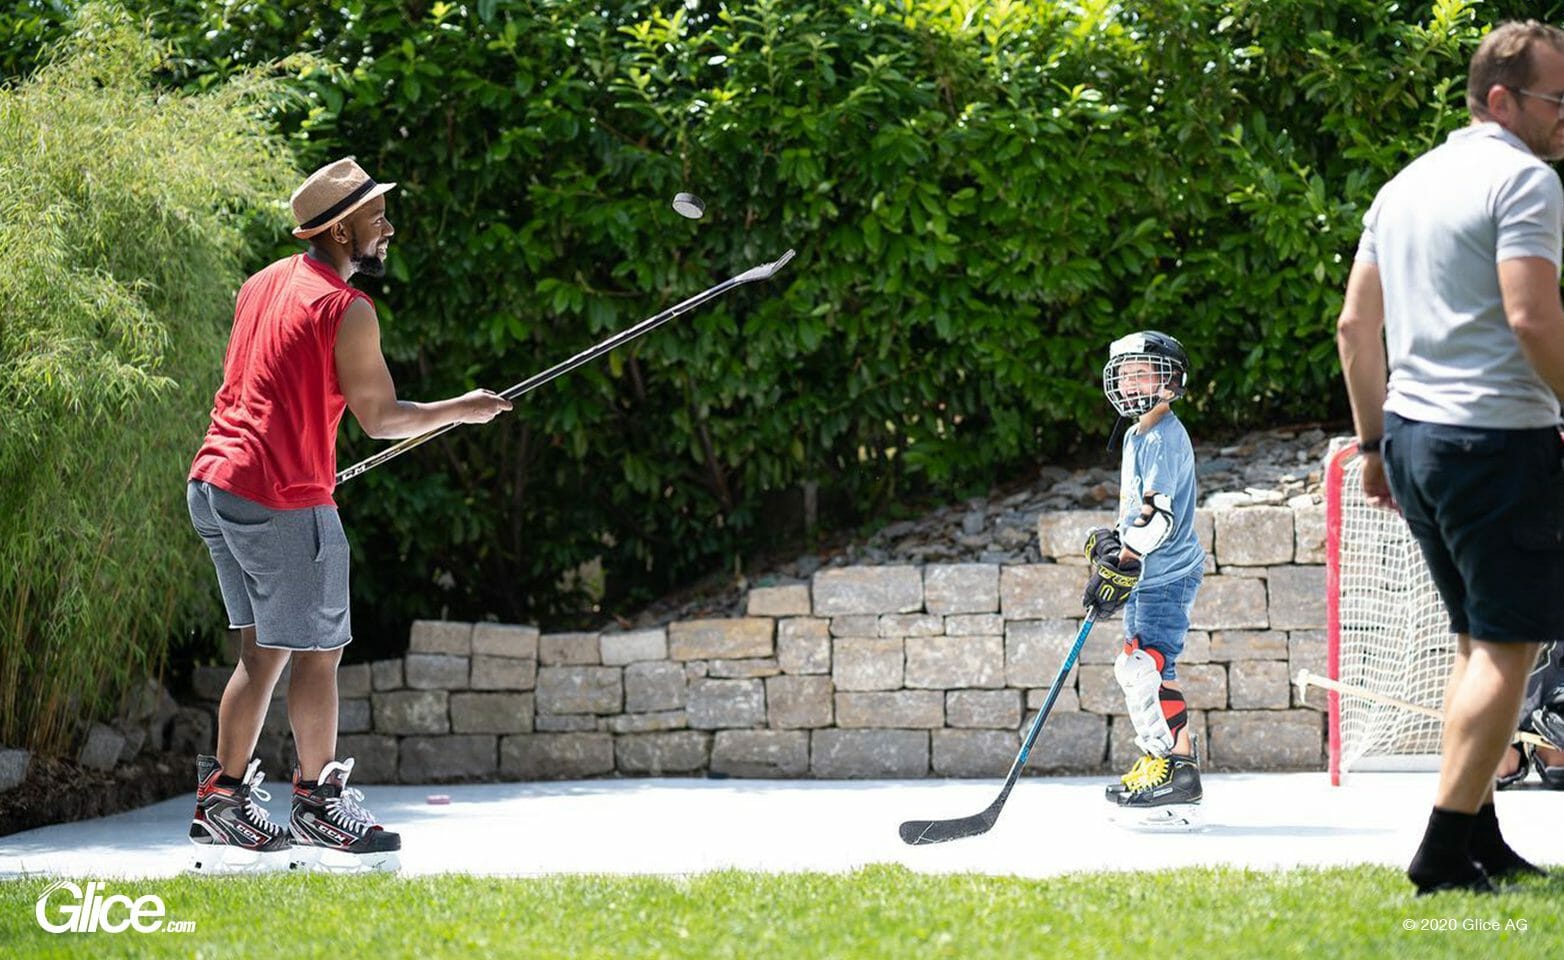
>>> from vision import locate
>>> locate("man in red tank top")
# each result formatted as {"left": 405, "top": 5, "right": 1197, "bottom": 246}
{"left": 185, "top": 158, "right": 510, "bottom": 872}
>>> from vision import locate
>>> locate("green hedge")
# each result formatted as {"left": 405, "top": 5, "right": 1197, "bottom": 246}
{"left": 5, "top": 2, "right": 1562, "bottom": 682}
{"left": 0, "top": 6, "right": 300, "bottom": 754}
{"left": 121, "top": 0, "right": 1564, "bottom": 641}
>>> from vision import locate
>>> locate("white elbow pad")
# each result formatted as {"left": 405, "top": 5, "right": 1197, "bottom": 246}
{"left": 1122, "top": 492, "right": 1174, "bottom": 555}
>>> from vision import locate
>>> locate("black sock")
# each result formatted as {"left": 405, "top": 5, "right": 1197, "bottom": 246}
{"left": 215, "top": 773, "right": 245, "bottom": 788}
{"left": 1407, "top": 807, "right": 1492, "bottom": 894}
{"left": 1471, "top": 802, "right": 1545, "bottom": 879}
{"left": 297, "top": 779, "right": 318, "bottom": 791}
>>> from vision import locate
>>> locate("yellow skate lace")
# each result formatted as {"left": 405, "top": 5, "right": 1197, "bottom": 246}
{"left": 1124, "top": 755, "right": 1170, "bottom": 793}
{"left": 1119, "top": 754, "right": 1155, "bottom": 787}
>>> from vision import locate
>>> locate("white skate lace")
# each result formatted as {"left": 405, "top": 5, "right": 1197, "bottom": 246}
{"left": 325, "top": 787, "right": 379, "bottom": 831}
{"left": 240, "top": 760, "right": 283, "bottom": 836}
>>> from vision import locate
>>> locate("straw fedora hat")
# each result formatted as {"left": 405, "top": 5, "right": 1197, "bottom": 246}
{"left": 290, "top": 158, "right": 397, "bottom": 240}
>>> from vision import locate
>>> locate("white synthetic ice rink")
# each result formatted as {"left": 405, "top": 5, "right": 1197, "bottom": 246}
{"left": 1, "top": 772, "right": 1558, "bottom": 880}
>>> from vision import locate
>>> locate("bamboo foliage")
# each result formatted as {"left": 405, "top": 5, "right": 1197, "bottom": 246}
{"left": 0, "top": 5, "right": 301, "bottom": 755}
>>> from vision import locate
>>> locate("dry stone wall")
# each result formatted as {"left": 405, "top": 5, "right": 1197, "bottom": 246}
{"left": 191, "top": 497, "right": 1330, "bottom": 783}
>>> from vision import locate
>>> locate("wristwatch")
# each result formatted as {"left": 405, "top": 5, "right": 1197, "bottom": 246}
{"left": 1358, "top": 436, "right": 1382, "bottom": 454}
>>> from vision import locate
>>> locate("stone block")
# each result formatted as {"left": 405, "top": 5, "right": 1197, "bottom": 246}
{"left": 879, "top": 614, "right": 944, "bottom": 638}
{"left": 810, "top": 729, "right": 928, "bottom": 778}
{"left": 1025, "top": 711, "right": 1108, "bottom": 772}
{"left": 624, "top": 661, "right": 686, "bottom": 713}
{"left": 747, "top": 584, "right": 811, "bottom": 617}
{"left": 931, "top": 729, "right": 1020, "bottom": 777}
{"left": 614, "top": 731, "right": 710, "bottom": 775}
{"left": 451, "top": 692, "right": 534, "bottom": 734}
{"left": 338, "top": 663, "right": 372, "bottom": 699}
{"left": 923, "top": 564, "right": 1000, "bottom": 615}
{"left": 78, "top": 724, "right": 125, "bottom": 772}
{"left": 472, "top": 656, "right": 537, "bottom": 691}
{"left": 777, "top": 618, "right": 831, "bottom": 674}
{"left": 338, "top": 698, "right": 372, "bottom": 734}
{"left": 1005, "top": 620, "right": 1082, "bottom": 687}
{"left": 1178, "top": 663, "right": 1228, "bottom": 710}
{"left": 399, "top": 735, "right": 496, "bottom": 782}
{"left": 1292, "top": 498, "right": 1327, "bottom": 564}
{"left": 1229, "top": 660, "right": 1292, "bottom": 709}
{"left": 167, "top": 707, "right": 214, "bottom": 756}
{"left": 945, "top": 614, "right": 1004, "bottom": 636}
{"left": 709, "top": 658, "right": 781, "bottom": 679}
{"left": 335, "top": 735, "right": 397, "bottom": 783}
{"left": 711, "top": 731, "right": 810, "bottom": 777}
{"left": 830, "top": 615, "right": 880, "bottom": 637}
{"left": 539, "top": 632, "right": 601, "bottom": 666}
{"left": 1000, "top": 565, "right": 1083, "bottom": 620}
{"left": 946, "top": 689, "right": 1022, "bottom": 729}
{"left": 1288, "top": 630, "right": 1328, "bottom": 709}
{"left": 372, "top": 690, "right": 450, "bottom": 735}
{"left": 1210, "top": 630, "right": 1288, "bottom": 661}
{"left": 1035, "top": 511, "right": 1115, "bottom": 562}
{"left": 1207, "top": 710, "right": 1324, "bottom": 770}
{"left": 536, "top": 666, "right": 622, "bottom": 715}
{"left": 1190, "top": 576, "right": 1268, "bottom": 630}
{"left": 1077, "top": 664, "right": 1121, "bottom": 714}
{"left": 905, "top": 635, "right": 1004, "bottom": 689}
{"left": 765, "top": 675, "right": 834, "bottom": 729}
{"left": 812, "top": 566, "right": 922, "bottom": 616}
{"left": 668, "top": 618, "right": 774, "bottom": 660}
{"left": 500, "top": 733, "right": 614, "bottom": 779}
{"left": 535, "top": 715, "right": 598, "bottom": 732}
{"left": 1213, "top": 506, "right": 1294, "bottom": 567}
{"left": 409, "top": 620, "right": 473, "bottom": 656}
{"left": 1268, "top": 565, "right": 1327, "bottom": 629}
{"left": 472, "top": 622, "right": 541, "bottom": 659}
{"left": 1026, "top": 686, "right": 1081, "bottom": 712}
{"left": 831, "top": 637, "right": 903, "bottom": 691}
{"left": 405, "top": 654, "right": 469, "bottom": 690}
{"left": 834, "top": 691, "right": 944, "bottom": 729}
{"left": 600, "top": 628, "right": 667, "bottom": 666}
{"left": 371, "top": 659, "right": 403, "bottom": 691}
{"left": 686, "top": 678, "right": 766, "bottom": 729}
{"left": 607, "top": 711, "right": 688, "bottom": 734}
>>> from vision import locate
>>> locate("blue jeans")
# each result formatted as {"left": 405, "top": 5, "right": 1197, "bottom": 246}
{"left": 1123, "top": 568, "right": 1203, "bottom": 680}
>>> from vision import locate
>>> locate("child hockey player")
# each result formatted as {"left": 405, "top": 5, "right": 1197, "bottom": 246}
{"left": 1081, "top": 330, "right": 1207, "bottom": 828}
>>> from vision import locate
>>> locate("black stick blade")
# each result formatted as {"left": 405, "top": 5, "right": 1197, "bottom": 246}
{"left": 898, "top": 807, "right": 999, "bottom": 845}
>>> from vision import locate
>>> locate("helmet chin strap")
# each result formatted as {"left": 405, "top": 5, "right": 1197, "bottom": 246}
{"left": 1106, "top": 414, "right": 1129, "bottom": 452}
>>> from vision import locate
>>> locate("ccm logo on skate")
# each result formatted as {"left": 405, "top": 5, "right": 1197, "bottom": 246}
{"left": 35, "top": 880, "right": 195, "bottom": 934}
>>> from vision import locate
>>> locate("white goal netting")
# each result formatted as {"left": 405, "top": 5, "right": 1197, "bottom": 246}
{"left": 1324, "top": 439, "right": 1453, "bottom": 783}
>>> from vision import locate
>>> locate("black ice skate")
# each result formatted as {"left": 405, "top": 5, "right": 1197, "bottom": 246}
{"left": 1113, "top": 736, "right": 1203, "bottom": 831}
{"left": 187, "top": 755, "right": 292, "bottom": 873}
{"left": 289, "top": 758, "right": 401, "bottom": 872}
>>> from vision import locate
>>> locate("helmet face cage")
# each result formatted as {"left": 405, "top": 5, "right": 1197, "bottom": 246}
{"left": 1102, "top": 332, "right": 1188, "bottom": 419}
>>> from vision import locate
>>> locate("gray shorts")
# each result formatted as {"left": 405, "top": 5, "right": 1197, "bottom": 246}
{"left": 187, "top": 480, "right": 352, "bottom": 651}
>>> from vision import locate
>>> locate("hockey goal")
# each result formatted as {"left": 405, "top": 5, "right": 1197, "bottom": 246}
{"left": 1323, "top": 438, "right": 1453, "bottom": 783}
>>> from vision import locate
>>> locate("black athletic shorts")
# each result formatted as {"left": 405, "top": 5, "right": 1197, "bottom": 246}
{"left": 1382, "top": 412, "right": 1564, "bottom": 644}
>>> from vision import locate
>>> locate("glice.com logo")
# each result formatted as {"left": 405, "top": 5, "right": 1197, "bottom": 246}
{"left": 34, "top": 880, "right": 195, "bottom": 934}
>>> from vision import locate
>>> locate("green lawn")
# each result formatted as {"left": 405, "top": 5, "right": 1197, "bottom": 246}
{"left": 0, "top": 865, "right": 1556, "bottom": 958}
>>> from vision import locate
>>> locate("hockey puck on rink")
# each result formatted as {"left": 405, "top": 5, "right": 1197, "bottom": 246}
{"left": 426, "top": 794, "right": 451, "bottom": 805}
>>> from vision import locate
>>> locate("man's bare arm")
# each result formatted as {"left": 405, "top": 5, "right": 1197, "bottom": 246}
{"left": 1500, "top": 257, "right": 1564, "bottom": 398}
{"left": 335, "top": 298, "right": 509, "bottom": 439}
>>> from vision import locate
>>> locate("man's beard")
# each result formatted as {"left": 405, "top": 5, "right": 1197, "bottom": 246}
{"left": 348, "top": 224, "right": 386, "bottom": 277}
{"left": 351, "top": 251, "right": 386, "bottom": 278}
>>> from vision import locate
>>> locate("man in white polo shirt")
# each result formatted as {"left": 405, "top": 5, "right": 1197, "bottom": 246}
{"left": 1337, "top": 19, "right": 1564, "bottom": 894}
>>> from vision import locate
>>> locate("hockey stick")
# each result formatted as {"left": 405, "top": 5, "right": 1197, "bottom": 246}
{"left": 899, "top": 610, "right": 1099, "bottom": 845}
{"left": 1294, "top": 669, "right": 1558, "bottom": 751}
{"left": 335, "top": 249, "right": 796, "bottom": 485}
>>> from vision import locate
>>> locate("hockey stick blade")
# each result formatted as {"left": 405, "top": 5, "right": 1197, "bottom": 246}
{"left": 899, "top": 802, "right": 1001, "bottom": 845}
{"left": 898, "top": 612, "right": 1098, "bottom": 846}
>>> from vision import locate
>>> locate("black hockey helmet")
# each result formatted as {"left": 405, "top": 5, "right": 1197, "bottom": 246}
{"left": 1102, "top": 330, "right": 1190, "bottom": 418}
